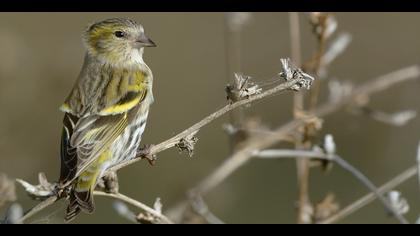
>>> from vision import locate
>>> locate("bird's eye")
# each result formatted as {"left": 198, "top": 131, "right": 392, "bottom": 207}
{"left": 114, "top": 31, "right": 125, "bottom": 38}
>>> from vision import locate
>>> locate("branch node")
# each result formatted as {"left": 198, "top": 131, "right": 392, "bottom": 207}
{"left": 97, "top": 172, "right": 119, "bottom": 194}
{"left": 137, "top": 144, "right": 157, "bottom": 166}
{"left": 176, "top": 131, "right": 199, "bottom": 157}
{"left": 226, "top": 73, "right": 262, "bottom": 103}
{"left": 280, "top": 58, "right": 315, "bottom": 91}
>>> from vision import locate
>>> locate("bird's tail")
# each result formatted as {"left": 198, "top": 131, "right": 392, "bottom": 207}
{"left": 65, "top": 185, "right": 95, "bottom": 222}
{"left": 64, "top": 150, "right": 111, "bottom": 222}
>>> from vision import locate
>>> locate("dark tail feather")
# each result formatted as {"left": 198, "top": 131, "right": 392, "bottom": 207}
{"left": 65, "top": 189, "right": 95, "bottom": 222}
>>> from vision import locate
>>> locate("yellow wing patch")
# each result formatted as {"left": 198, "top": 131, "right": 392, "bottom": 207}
{"left": 60, "top": 103, "right": 72, "bottom": 113}
{"left": 99, "top": 94, "right": 144, "bottom": 115}
{"left": 99, "top": 69, "right": 147, "bottom": 116}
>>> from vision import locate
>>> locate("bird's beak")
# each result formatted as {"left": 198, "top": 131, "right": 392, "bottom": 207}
{"left": 136, "top": 34, "right": 156, "bottom": 47}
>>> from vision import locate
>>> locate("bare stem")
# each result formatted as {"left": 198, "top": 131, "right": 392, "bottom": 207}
{"left": 167, "top": 65, "right": 419, "bottom": 221}
{"left": 108, "top": 76, "right": 305, "bottom": 173}
{"left": 320, "top": 166, "right": 417, "bottom": 224}
{"left": 257, "top": 150, "right": 408, "bottom": 224}
{"left": 289, "top": 11, "right": 311, "bottom": 224}
{"left": 332, "top": 156, "right": 408, "bottom": 224}
{"left": 17, "top": 196, "right": 58, "bottom": 224}
{"left": 289, "top": 12, "right": 304, "bottom": 117}
{"left": 224, "top": 13, "right": 246, "bottom": 152}
{"left": 93, "top": 191, "right": 173, "bottom": 224}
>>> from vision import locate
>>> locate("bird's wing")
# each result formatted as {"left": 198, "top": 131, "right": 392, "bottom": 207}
{"left": 59, "top": 69, "right": 149, "bottom": 185}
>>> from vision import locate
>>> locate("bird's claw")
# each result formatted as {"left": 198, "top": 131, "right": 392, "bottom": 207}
{"left": 137, "top": 144, "right": 156, "bottom": 166}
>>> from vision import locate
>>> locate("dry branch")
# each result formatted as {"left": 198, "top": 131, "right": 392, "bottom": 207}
{"left": 94, "top": 191, "right": 173, "bottom": 224}
{"left": 108, "top": 59, "right": 314, "bottom": 173}
{"left": 166, "top": 65, "right": 420, "bottom": 223}
{"left": 16, "top": 58, "right": 314, "bottom": 223}
{"left": 320, "top": 166, "right": 418, "bottom": 224}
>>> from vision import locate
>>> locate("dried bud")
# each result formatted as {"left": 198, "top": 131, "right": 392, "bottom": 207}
{"left": 154, "top": 198, "right": 163, "bottom": 214}
{"left": 137, "top": 212, "right": 158, "bottom": 224}
{"left": 176, "top": 131, "right": 199, "bottom": 157}
{"left": 324, "top": 134, "right": 336, "bottom": 157}
{"left": 226, "top": 73, "right": 262, "bottom": 103}
{"left": 279, "top": 58, "right": 315, "bottom": 91}
{"left": 387, "top": 191, "right": 409, "bottom": 215}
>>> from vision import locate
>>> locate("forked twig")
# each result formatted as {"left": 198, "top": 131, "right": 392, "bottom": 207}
{"left": 320, "top": 166, "right": 418, "bottom": 224}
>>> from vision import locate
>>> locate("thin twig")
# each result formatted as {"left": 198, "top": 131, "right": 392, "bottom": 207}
{"left": 113, "top": 201, "right": 137, "bottom": 223}
{"left": 224, "top": 13, "right": 251, "bottom": 152}
{"left": 94, "top": 191, "right": 173, "bottom": 224}
{"left": 188, "top": 194, "right": 225, "bottom": 224}
{"left": 316, "top": 65, "right": 420, "bottom": 118}
{"left": 166, "top": 65, "right": 419, "bottom": 221}
{"left": 194, "top": 121, "right": 302, "bottom": 195}
{"left": 332, "top": 156, "right": 408, "bottom": 224}
{"left": 289, "top": 11, "right": 311, "bottom": 224}
{"left": 108, "top": 76, "right": 306, "bottom": 173}
{"left": 320, "top": 166, "right": 417, "bottom": 224}
{"left": 18, "top": 196, "right": 58, "bottom": 224}
{"left": 289, "top": 12, "right": 304, "bottom": 117}
{"left": 256, "top": 150, "right": 408, "bottom": 224}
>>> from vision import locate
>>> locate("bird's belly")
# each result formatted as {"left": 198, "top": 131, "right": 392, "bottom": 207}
{"left": 110, "top": 110, "right": 149, "bottom": 166}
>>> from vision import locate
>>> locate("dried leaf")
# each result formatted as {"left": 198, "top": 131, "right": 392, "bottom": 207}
{"left": 16, "top": 173, "right": 55, "bottom": 200}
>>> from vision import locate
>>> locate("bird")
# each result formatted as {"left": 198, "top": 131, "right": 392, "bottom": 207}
{"left": 58, "top": 18, "right": 156, "bottom": 222}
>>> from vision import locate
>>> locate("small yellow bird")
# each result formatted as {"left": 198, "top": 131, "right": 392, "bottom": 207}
{"left": 58, "top": 18, "right": 156, "bottom": 221}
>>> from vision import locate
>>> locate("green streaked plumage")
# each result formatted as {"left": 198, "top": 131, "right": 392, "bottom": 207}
{"left": 59, "top": 18, "right": 155, "bottom": 222}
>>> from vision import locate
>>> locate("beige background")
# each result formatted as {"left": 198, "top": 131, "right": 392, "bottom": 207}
{"left": 0, "top": 13, "right": 419, "bottom": 223}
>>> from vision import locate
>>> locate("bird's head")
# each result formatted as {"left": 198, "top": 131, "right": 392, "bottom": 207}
{"left": 84, "top": 18, "right": 156, "bottom": 64}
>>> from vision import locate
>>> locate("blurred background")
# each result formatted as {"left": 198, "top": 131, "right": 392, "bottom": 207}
{"left": 0, "top": 13, "right": 419, "bottom": 224}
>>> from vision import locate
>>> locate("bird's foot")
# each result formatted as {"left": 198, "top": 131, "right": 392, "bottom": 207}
{"left": 97, "top": 172, "right": 119, "bottom": 194}
{"left": 137, "top": 144, "right": 156, "bottom": 166}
